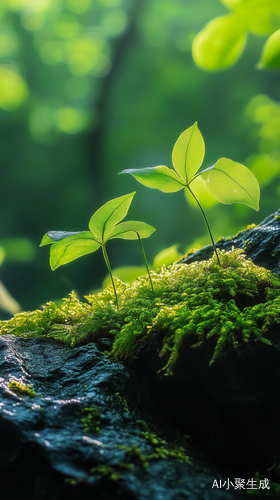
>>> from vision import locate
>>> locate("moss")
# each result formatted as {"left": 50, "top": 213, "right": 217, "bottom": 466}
{"left": 1, "top": 249, "right": 280, "bottom": 374}
{"left": 141, "top": 431, "right": 192, "bottom": 465}
{"left": 8, "top": 378, "right": 36, "bottom": 397}
{"left": 118, "top": 429, "right": 192, "bottom": 470}
{"left": 89, "top": 465, "right": 122, "bottom": 482}
{"left": 80, "top": 407, "right": 101, "bottom": 433}
{"left": 115, "top": 392, "right": 129, "bottom": 413}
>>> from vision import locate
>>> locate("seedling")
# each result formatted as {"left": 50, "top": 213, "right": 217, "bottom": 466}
{"left": 40, "top": 192, "right": 155, "bottom": 309}
{"left": 120, "top": 122, "right": 260, "bottom": 266}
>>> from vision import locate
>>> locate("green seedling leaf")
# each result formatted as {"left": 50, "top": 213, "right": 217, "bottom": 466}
{"left": 200, "top": 158, "right": 260, "bottom": 210}
{"left": 107, "top": 221, "right": 155, "bottom": 240}
{"left": 89, "top": 192, "right": 136, "bottom": 242}
{"left": 172, "top": 122, "right": 205, "bottom": 183}
{"left": 40, "top": 231, "right": 86, "bottom": 246}
{"left": 257, "top": 29, "right": 280, "bottom": 69}
{"left": 41, "top": 193, "right": 155, "bottom": 307}
{"left": 192, "top": 14, "right": 247, "bottom": 71}
{"left": 122, "top": 122, "right": 260, "bottom": 268}
{"left": 120, "top": 166, "right": 185, "bottom": 193}
{"left": 48, "top": 232, "right": 100, "bottom": 270}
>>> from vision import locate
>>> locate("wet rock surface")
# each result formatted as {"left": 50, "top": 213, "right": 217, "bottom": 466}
{"left": 0, "top": 336, "right": 244, "bottom": 500}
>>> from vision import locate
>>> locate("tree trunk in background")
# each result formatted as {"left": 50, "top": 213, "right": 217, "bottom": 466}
{"left": 86, "top": 0, "right": 145, "bottom": 205}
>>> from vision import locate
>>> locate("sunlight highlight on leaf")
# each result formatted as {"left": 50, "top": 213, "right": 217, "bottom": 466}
{"left": 120, "top": 166, "right": 185, "bottom": 192}
{"left": 200, "top": 158, "right": 260, "bottom": 210}
{"left": 172, "top": 122, "right": 205, "bottom": 183}
{"left": 107, "top": 220, "right": 155, "bottom": 240}
{"left": 50, "top": 237, "right": 100, "bottom": 270}
{"left": 89, "top": 192, "right": 136, "bottom": 242}
{"left": 41, "top": 192, "right": 155, "bottom": 306}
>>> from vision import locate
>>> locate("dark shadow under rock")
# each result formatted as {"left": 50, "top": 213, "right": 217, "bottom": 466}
{"left": 0, "top": 336, "right": 245, "bottom": 500}
{"left": 132, "top": 328, "right": 280, "bottom": 477}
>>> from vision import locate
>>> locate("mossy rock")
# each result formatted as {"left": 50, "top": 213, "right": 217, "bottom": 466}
{"left": 1, "top": 248, "right": 280, "bottom": 376}
{"left": 2, "top": 248, "right": 280, "bottom": 477}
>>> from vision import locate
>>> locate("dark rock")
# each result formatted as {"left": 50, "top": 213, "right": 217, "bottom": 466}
{"left": 0, "top": 336, "right": 245, "bottom": 500}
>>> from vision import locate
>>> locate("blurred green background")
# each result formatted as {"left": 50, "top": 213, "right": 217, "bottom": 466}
{"left": 0, "top": 0, "right": 280, "bottom": 315}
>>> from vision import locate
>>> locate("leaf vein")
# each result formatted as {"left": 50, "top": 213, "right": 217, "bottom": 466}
{"left": 213, "top": 168, "right": 255, "bottom": 202}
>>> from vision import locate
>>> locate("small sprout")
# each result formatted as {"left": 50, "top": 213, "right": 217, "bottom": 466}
{"left": 40, "top": 193, "right": 155, "bottom": 309}
{"left": 120, "top": 122, "right": 260, "bottom": 266}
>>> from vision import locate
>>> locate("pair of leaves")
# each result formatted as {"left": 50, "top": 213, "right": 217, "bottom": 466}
{"left": 40, "top": 192, "right": 155, "bottom": 270}
{"left": 121, "top": 123, "right": 204, "bottom": 193}
{"left": 120, "top": 122, "right": 260, "bottom": 211}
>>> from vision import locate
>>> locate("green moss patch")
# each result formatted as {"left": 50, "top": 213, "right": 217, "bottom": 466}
{"left": 8, "top": 378, "right": 36, "bottom": 397}
{"left": 1, "top": 249, "right": 280, "bottom": 374}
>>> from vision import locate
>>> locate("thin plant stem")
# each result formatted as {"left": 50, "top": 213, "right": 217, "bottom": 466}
{"left": 102, "top": 244, "right": 119, "bottom": 309}
{"left": 187, "top": 186, "right": 221, "bottom": 266}
{"left": 136, "top": 232, "right": 154, "bottom": 296}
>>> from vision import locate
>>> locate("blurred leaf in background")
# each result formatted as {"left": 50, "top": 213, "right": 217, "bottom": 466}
{"left": 101, "top": 243, "right": 182, "bottom": 289}
{"left": 192, "top": 0, "right": 280, "bottom": 71}
{"left": 191, "top": 0, "right": 280, "bottom": 237}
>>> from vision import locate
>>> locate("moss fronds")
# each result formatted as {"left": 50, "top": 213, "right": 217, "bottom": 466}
{"left": 119, "top": 430, "right": 192, "bottom": 470}
{"left": 90, "top": 465, "right": 122, "bottom": 482}
{"left": 1, "top": 249, "right": 280, "bottom": 373}
{"left": 8, "top": 378, "right": 36, "bottom": 397}
{"left": 80, "top": 407, "right": 101, "bottom": 433}
{"left": 115, "top": 392, "right": 129, "bottom": 413}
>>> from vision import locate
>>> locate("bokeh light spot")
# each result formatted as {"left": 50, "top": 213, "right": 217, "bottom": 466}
{"left": 66, "top": 36, "right": 110, "bottom": 76}
{"left": 54, "top": 14, "right": 80, "bottom": 39}
{"left": 29, "top": 105, "right": 55, "bottom": 141}
{"left": 7, "top": 0, "right": 51, "bottom": 12}
{"left": 102, "top": 9, "right": 128, "bottom": 37}
{"left": 0, "top": 31, "right": 18, "bottom": 57}
{"left": 248, "top": 153, "right": 280, "bottom": 187}
{"left": 0, "top": 238, "right": 36, "bottom": 262}
{"left": 21, "top": 11, "right": 45, "bottom": 31}
{"left": 0, "top": 66, "right": 28, "bottom": 110}
{"left": 66, "top": 0, "right": 92, "bottom": 14}
{"left": 98, "top": 0, "right": 124, "bottom": 7}
{"left": 38, "top": 40, "right": 63, "bottom": 64}
{"left": 55, "top": 107, "right": 89, "bottom": 133}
